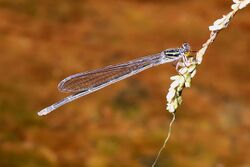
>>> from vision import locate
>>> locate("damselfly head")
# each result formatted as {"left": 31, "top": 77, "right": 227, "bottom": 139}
{"left": 181, "top": 42, "right": 191, "bottom": 56}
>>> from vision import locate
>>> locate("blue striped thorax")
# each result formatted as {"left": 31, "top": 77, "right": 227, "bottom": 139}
{"left": 163, "top": 43, "right": 191, "bottom": 59}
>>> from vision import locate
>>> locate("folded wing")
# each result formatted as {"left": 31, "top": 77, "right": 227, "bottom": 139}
{"left": 58, "top": 53, "right": 163, "bottom": 93}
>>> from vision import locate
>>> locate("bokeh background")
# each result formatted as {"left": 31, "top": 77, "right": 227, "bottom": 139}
{"left": 0, "top": 0, "right": 249, "bottom": 166}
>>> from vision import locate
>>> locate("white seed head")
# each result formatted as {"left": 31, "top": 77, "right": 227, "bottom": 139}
{"left": 170, "top": 79, "right": 180, "bottom": 89}
{"left": 170, "top": 75, "right": 180, "bottom": 81}
{"left": 231, "top": 3, "right": 239, "bottom": 10}
{"left": 209, "top": 13, "right": 233, "bottom": 31}
{"left": 166, "top": 0, "right": 249, "bottom": 114}
{"left": 196, "top": 46, "right": 207, "bottom": 64}
{"left": 167, "top": 103, "right": 175, "bottom": 113}
{"left": 177, "top": 75, "right": 185, "bottom": 84}
{"left": 179, "top": 67, "right": 188, "bottom": 74}
{"left": 239, "top": 0, "right": 250, "bottom": 9}
{"left": 185, "top": 77, "right": 191, "bottom": 87}
{"left": 191, "top": 69, "right": 197, "bottom": 78}
{"left": 176, "top": 85, "right": 183, "bottom": 92}
{"left": 188, "top": 64, "right": 196, "bottom": 73}
{"left": 177, "top": 96, "right": 183, "bottom": 105}
{"left": 166, "top": 89, "right": 176, "bottom": 102}
{"left": 233, "top": 0, "right": 240, "bottom": 3}
{"left": 173, "top": 99, "right": 179, "bottom": 110}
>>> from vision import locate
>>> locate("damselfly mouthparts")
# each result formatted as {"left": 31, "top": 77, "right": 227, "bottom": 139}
{"left": 38, "top": 43, "right": 192, "bottom": 116}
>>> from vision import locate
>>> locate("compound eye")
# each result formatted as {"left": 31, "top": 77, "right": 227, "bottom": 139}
{"left": 182, "top": 43, "right": 190, "bottom": 53}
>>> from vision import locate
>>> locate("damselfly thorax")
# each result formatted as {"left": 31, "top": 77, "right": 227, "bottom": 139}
{"left": 38, "top": 43, "right": 192, "bottom": 116}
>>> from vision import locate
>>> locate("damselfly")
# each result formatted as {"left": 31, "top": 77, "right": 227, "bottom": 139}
{"left": 38, "top": 43, "right": 192, "bottom": 116}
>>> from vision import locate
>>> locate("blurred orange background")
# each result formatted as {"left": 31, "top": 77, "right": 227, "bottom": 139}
{"left": 0, "top": 0, "right": 249, "bottom": 166}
